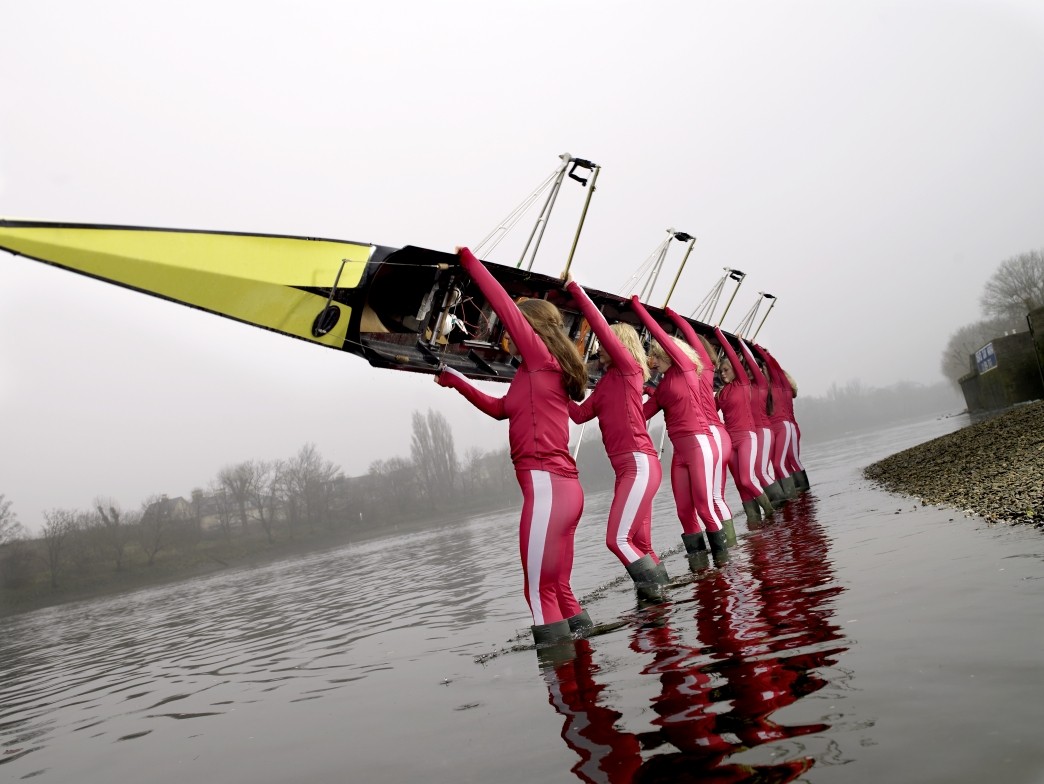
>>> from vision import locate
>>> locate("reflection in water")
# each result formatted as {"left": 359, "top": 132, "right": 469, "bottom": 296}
{"left": 541, "top": 495, "right": 848, "bottom": 783}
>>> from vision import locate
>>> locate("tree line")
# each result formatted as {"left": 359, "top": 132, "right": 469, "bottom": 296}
{"left": 0, "top": 410, "right": 626, "bottom": 599}
{"left": 941, "top": 249, "right": 1044, "bottom": 384}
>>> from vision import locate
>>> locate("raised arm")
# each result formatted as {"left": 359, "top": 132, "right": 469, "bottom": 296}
{"left": 739, "top": 340, "right": 768, "bottom": 389}
{"left": 458, "top": 247, "right": 551, "bottom": 368}
{"left": 752, "top": 344, "right": 783, "bottom": 386}
{"left": 435, "top": 366, "right": 507, "bottom": 420}
{"left": 566, "top": 279, "right": 639, "bottom": 374}
{"left": 666, "top": 307, "right": 715, "bottom": 373}
{"left": 568, "top": 396, "right": 596, "bottom": 425}
{"left": 630, "top": 296, "right": 696, "bottom": 372}
{"left": 713, "top": 327, "right": 750, "bottom": 387}
{"left": 756, "top": 345, "right": 794, "bottom": 395}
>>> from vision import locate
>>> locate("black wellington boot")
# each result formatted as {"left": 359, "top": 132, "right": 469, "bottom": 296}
{"left": 532, "top": 619, "right": 573, "bottom": 647}
{"left": 793, "top": 469, "right": 810, "bottom": 492}
{"left": 706, "top": 529, "right": 730, "bottom": 566}
{"left": 742, "top": 499, "right": 761, "bottom": 525}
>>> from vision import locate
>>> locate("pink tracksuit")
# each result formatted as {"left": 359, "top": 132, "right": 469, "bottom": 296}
{"left": 754, "top": 345, "right": 804, "bottom": 477}
{"left": 436, "top": 248, "right": 584, "bottom": 626}
{"left": 667, "top": 309, "right": 734, "bottom": 524}
{"left": 632, "top": 297, "right": 724, "bottom": 535}
{"left": 738, "top": 340, "right": 777, "bottom": 489}
{"left": 566, "top": 280, "right": 662, "bottom": 568}
{"left": 713, "top": 328, "right": 765, "bottom": 503}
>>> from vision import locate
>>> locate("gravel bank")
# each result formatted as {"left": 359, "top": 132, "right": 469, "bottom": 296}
{"left": 864, "top": 400, "right": 1044, "bottom": 527}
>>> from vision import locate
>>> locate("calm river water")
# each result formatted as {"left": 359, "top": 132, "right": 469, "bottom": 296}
{"left": 3, "top": 413, "right": 1044, "bottom": 783}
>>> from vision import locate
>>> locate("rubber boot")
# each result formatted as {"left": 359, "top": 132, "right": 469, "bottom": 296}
{"left": 565, "top": 610, "right": 594, "bottom": 636}
{"left": 625, "top": 554, "right": 665, "bottom": 603}
{"left": 742, "top": 499, "right": 761, "bottom": 525}
{"left": 681, "top": 532, "right": 708, "bottom": 554}
{"left": 532, "top": 618, "right": 572, "bottom": 647}
{"left": 764, "top": 481, "right": 787, "bottom": 507}
{"left": 756, "top": 493, "right": 775, "bottom": 518}
{"left": 650, "top": 560, "right": 670, "bottom": 585}
{"left": 721, "top": 518, "right": 738, "bottom": 548}
{"left": 780, "top": 475, "right": 798, "bottom": 499}
{"left": 793, "top": 469, "right": 810, "bottom": 492}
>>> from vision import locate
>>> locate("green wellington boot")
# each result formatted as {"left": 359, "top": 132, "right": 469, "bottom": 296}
{"left": 780, "top": 475, "right": 798, "bottom": 499}
{"left": 532, "top": 619, "right": 573, "bottom": 647}
{"left": 721, "top": 518, "right": 738, "bottom": 548}
{"left": 764, "top": 481, "right": 788, "bottom": 507}
{"left": 742, "top": 499, "right": 761, "bottom": 525}
{"left": 625, "top": 554, "right": 665, "bottom": 603}
{"left": 755, "top": 493, "right": 775, "bottom": 518}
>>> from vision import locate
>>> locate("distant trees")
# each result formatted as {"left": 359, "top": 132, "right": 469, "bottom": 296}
{"left": 941, "top": 248, "right": 1044, "bottom": 384}
{"left": 980, "top": 249, "right": 1044, "bottom": 323}
{"left": 95, "top": 498, "right": 131, "bottom": 572}
{"left": 41, "top": 509, "right": 76, "bottom": 588}
{"left": 0, "top": 494, "right": 24, "bottom": 546}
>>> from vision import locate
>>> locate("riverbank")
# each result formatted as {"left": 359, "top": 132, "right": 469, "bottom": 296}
{"left": 864, "top": 400, "right": 1044, "bottom": 527}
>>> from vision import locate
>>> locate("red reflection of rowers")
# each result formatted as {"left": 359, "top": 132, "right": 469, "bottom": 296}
{"left": 539, "top": 496, "right": 846, "bottom": 784}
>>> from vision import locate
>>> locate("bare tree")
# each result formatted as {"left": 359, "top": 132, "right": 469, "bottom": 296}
{"left": 289, "top": 444, "right": 340, "bottom": 531}
{"left": 0, "top": 494, "right": 30, "bottom": 589}
{"left": 218, "top": 462, "right": 256, "bottom": 532}
{"left": 248, "top": 460, "right": 279, "bottom": 543}
{"left": 0, "top": 494, "right": 25, "bottom": 546}
{"left": 940, "top": 317, "right": 1021, "bottom": 383}
{"left": 138, "top": 496, "right": 169, "bottom": 566}
{"left": 207, "top": 481, "right": 236, "bottom": 540}
{"left": 41, "top": 508, "right": 76, "bottom": 588}
{"left": 94, "top": 497, "right": 131, "bottom": 572}
{"left": 980, "top": 249, "right": 1044, "bottom": 323}
{"left": 410, "top": 409, "right": 459, "bottom": 507}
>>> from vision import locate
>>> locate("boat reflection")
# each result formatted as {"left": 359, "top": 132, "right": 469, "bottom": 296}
{"left": 541, "top": 496, "right": 848, "bottom": 783}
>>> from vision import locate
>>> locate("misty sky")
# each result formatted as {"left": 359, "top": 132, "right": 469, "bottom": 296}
{"left": 2, "top": 1, "right": 1043, "bottom": 531}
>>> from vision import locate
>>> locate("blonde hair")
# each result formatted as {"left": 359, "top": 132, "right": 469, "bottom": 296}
{"left": 517, "top": 299, "right": 589, "bottom": 401}
{"left": 608, "top": 323, "right": 651, "bottom": 382}
{"left": 648, "top": 335, "right": 703, "bottom": 375}
{"left": 784, "top": 371, "right": 798, "bottom": 397}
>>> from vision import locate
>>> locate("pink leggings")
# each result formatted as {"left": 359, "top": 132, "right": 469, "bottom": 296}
{"left": 606, "top": 451, "right": 663, "bottom": 567}
{"left": 708, "top": 424, "right": 734, "bottom": 523}
{"left": 783, "top": 420, "right": 804, "bottom": 473}
{"left": 727, "top": 430, "right": 765, "bottom": 502}
{"left": 769, "top": 421, "right": 792, "bottom": 480}
{"left": 753, "top": 426, "right": 775, "bottom": 487}
{"left": 517, "top": 469, "right": 585, "bottom": 626}
{"left": 669, "top": 432, "right": 723, "bottom": 535}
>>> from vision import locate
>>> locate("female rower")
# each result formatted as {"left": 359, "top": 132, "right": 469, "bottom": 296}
{"left": 630, "top": 297, "right": 729, "bottom": 561}
{"left": 435, "top": 248, "right": 590, "bottom": 647}
{"left": 754, "top": 344, "right": 809, "bottom": 494}
{"left": 713, "top": 327, "right": 776, "bottom": 524}
{"left": 737, "top": 339, "right": 786, "bottom": 506}
{"left": 664, "top": 307, "right": 735, "bottom": 544}
{"left": 564, "top": 276, "right": 666, "bottom": 600}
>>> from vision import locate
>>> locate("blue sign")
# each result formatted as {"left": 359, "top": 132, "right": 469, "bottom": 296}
{"left": 975, "top": 342, "right": 997, "bottom": 374}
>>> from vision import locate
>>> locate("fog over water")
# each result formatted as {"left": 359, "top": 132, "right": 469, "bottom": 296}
{"left": 2, "top": 1, "right": 1043, "bottom": 528}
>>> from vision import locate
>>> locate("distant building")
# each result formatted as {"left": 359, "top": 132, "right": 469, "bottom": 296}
{"left": 959, "top": 324, "right": 1044, "bottom": 413}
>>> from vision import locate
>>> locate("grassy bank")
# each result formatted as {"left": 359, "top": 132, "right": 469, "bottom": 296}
{"left": 864, "top": 400, "right": 1044, "bottom": 527}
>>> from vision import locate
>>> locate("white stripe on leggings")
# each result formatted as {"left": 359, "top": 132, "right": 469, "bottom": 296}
{"left": 526, "top": 470, "right": 554, "bottom": 626}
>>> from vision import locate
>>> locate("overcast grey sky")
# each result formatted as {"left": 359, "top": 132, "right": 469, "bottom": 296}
{"left": 2, "top": 1, "right": 1043, "bottom": 530}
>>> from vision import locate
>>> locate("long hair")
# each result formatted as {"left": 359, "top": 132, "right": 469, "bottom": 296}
{"left": 517, "top": 299, "right": 588, "bottom": 401}
{"left": 608, "top": 323, "right": 651, "bottom": 382}
{"left": 648, "top": 335, "right": 703, "bottom": 375}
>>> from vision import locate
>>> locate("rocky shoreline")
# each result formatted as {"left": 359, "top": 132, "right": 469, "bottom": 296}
{"left": 864, "top": 400, "right": 1044, "bottom": 527}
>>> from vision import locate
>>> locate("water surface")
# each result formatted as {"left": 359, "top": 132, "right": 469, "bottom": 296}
{"left": 3, "top": 413, "right": 1044, "bottom": 783}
